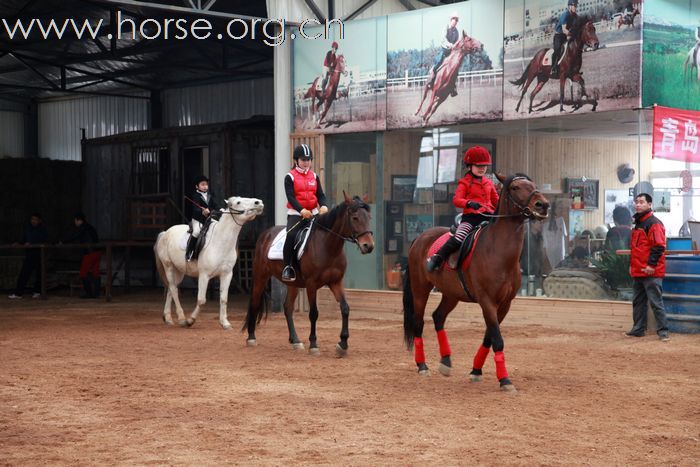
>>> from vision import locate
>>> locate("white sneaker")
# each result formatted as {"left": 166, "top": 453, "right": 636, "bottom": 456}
{"left": 31, "top": 293, "right": 41, "bottom": 299}
{"left": 8, "top": 294, "right": 22, "bottom": 299}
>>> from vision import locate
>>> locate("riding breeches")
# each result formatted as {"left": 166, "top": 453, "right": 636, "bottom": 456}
{"left": 552, "top": 33, "right": 566, "bottom": 65}
{"left": 190, "top": 220, "right": 202, "bottom": 238}
{"left": 283, "top": 215, "right": 308, "bottom": 267}
{"left": 454, "top": 214, "right": 489, "bottom": 243}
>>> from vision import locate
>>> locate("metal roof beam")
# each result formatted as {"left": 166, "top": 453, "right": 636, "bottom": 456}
{"left": 303, "top": 0, "right": 326, "bottom": 22}
{"left": 343, "top": 0, "right": 378, "bottom": 21}
{"left": 398, "top": 0, "right": 416, "bottom": 11}
{"left": 8, "top": 53, "right": 58, "bottom": 89}
{"left": 0, "top": 83, "right": 150, "bottom": 99}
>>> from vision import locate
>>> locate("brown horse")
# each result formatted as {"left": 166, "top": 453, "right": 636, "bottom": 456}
{"left": 243, "top": 193, "right": 374, "bottom": 356}
{"left": 510, "top": 18, "right": 599, "bottom": 113}
{"left": 303, "top": 55, "right": 347, "bottom": 128}
{"left": 403, "top": 173, "right": 549, "bottom": 392}
{"left": 616, "top": 9, "right": 640, "bottom": 29}
{"left": 415, "top": 31, "right": 483, "bottom": 125}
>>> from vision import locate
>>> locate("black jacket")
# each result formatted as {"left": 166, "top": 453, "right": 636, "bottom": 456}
{"left": 65, "top": 222, "right": 99, "bottom": 254}
{"left": 190, "top": 191, "right": 219, "bottom": 223}
{"left": 19, "top": 222, "right": 48, "bottom": 257}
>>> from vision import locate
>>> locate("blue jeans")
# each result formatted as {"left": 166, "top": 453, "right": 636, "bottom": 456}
{"left": 630, "top": 277, "right": 668, "bottom": 335}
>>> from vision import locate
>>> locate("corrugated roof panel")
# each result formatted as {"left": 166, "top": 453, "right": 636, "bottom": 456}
{"left": 0, "top": 111, "right": 25, "bottom": 157}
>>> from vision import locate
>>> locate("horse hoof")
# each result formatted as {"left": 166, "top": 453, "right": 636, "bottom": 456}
{"left": 185, "top": 318, "right": 195, "bottom": 327}
{"left": 500, "top": 384, "right": 517, "bottom": 393}
{"left": 221, "top": 323, "right": 232, "bottom": 331}
{"left": 246, "top": 339, "right": 257, "bottom": 347}
{"left": 438, "top": 363, "right": 451, "bottom": 377}
{"left": 418, "top": 369, "right": 429, "bottom": 376}
{"left": 335, "top": 343, "right": 348, "bottom": 358}
{"left": 178, "top": 319, "right": 188, "bottom": 327}
{"left": 291, "top": 342, "right": 305, "bottom": 350}
{"left": 309, "top": 347, "right": 321, "bottom": 356}
{"left": 469, "top": 374, "right": 483, "bottom": 383}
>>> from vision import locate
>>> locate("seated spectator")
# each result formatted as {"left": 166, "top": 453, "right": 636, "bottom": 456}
{"left": 605, "top": 205, "right": 633, "bottom": 251}
{"left": 556, "top": 246, "right": 590, "bottom": 269}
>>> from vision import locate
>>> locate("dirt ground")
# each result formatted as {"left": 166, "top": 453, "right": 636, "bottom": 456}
{"left": 1, "top": 291, "right": 699, "bottom": 465}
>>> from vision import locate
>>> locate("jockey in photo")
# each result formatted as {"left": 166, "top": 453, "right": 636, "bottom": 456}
{"left": 321, "top": 41, "right": 339, "bottom": 92}
{"left": 551, "top": 0, "right": 578, "bottom": 79}
{"left": 428, "top": 11, "right": 460, "bottom": 97}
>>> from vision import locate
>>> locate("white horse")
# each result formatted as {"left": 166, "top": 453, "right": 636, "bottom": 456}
{"left": 154, "top": 196, "right": 264, "bottom": 330}
{"left": 685, "top": 43, "right": 700, "bottom": 83}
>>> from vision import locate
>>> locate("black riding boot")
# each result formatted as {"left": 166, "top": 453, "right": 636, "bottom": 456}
{"left": 186, "top": 235, "right": 197, "bottom": 261}
{"left": 426, "top": 237, "right": 461, "bottom": 272}
{"left": 321, "top": 75, "right": 328, "bottom": 91}
{"left": 282, "top": 230, "right": 296, "bottom": 282}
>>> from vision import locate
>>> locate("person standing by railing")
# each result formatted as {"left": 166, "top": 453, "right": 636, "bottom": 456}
{"left": 8, "top": 213, "right": 48, "bottom": 300}
{"left": 64, "top": 212, "right": 101, "bottom": 299}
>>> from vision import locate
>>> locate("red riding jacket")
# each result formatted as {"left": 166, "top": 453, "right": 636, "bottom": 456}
{"left": 453, "top": 173, "right": 499, "bottom": 215}
{"left": 630, "top": 210, "right": 666, "bottom": 278}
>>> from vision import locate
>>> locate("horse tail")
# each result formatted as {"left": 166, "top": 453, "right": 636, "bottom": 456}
{"left": 153, "top": 232, "right": 168, "bottom": 287}
{"left": 242, "top": 278, "right": 270, "bottom": 333}
{"left": 509, "top": 61, "right": 532, "bottom": 88}
{"left": 402, "top": 262, "right": 416, "bottom": 351}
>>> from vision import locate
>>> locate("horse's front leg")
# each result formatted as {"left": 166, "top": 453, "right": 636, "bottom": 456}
{"left": 415, "top": 82, "right": 431, "bottom": 116}
{"left": 187, "top": 274, "right": 210, "bottom": 327}
{"left": 306, "top": 286, "right": 321, "bottom": 356}
{"left": 528, "top": 78, "right": 546, "bottom": 113}
{"left": 559, "top": 76, "right": 566, "bottom": 112}
{"left": 284, "top": 286, "right": 304, "bottom": 350}
{"left": 480, "top": 298, "right": 516, "bottom": 392}
{"left": 328, "top": 282, "right": 350, "bottom": 358}
{"left": 432, "top": 295, "right": 459, "bottom": 376}
{"left": 217, "top": 271, "right": 234, "bottom": 330}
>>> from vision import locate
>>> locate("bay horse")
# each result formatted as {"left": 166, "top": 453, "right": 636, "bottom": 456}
{"left": 403, "top": 173, "right": 549, "bottom": 392}
{"left": 154, "top": 196, "right": 264, "bottom": 330}
{"left": 511, "top": 18, "right": 599, "bottom": 113}
{"left": 303, "top": 55, "right": 347, "bottom": 128}
{"left": 415, "top": 31, "right": 483, "bottom": 125}
{"left": 616, "top": 9, "right": 640, "bottom": 29}
{"left": 243, "top": 193, "right": 374, "bottom": 357}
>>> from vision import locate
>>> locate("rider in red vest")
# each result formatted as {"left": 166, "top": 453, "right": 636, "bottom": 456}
{"left": 282, "top": 144, "right": 329, "bottom": 282}
{"left": 427, "top": 146, "right": 499, "bottom": 272}
{"left": 321, "top": 41, "right": 339, "bottom": 93}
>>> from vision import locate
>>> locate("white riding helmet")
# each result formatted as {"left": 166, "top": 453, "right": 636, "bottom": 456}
{"left": 450, "top": 11, "right": 459, "bottom": 20}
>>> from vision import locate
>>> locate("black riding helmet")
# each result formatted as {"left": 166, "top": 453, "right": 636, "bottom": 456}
{"left": 293, "top": 144, "right": 313, "bottom": 161}
{"left": 193, "top": 175, "right": 209, "bottom": 186}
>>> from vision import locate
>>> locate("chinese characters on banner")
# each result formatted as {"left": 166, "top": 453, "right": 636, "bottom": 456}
{"left": 652, "top": 105, "right": 700, "bottom": 162}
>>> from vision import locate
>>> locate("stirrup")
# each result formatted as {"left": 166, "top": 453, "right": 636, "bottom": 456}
{"left": 282, "top": 266, "right": 296, "bottom": 282}
{"left": 426, "top": 255, "right": 444, "bottom": 272}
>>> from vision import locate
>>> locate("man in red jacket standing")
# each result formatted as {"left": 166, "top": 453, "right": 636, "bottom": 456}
{"left": 626, "top": 193, "right": 670, "bottom": 341}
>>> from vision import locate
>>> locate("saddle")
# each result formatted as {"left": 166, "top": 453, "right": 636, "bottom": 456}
{"left": 448, "top": 221, "right": 488, "bottom": 270}
{"left": 543, "top": 42, "right": 568, "bottom": 67}
{"left": 268, "top": 221, "right": 314, "bottom": 261}
{"left": 186, "top": 213, "right": 220, "bottom": 260}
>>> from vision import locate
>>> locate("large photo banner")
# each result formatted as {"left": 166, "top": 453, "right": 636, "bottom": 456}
{"left": 293, "top": 17, "right": 386, "bottom": 133}
{"left": 643, "top": 0, "right": 700, "bottom": 110}
{"left": 503, "top": 0, "right": 641, "bottom": 119}
{"left": 386, "top": 0, "right": 504, "bottom": 129}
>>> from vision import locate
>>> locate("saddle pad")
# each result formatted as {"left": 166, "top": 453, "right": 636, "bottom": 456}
{"left": 427, "top": 230, "right": 483, "bottom": 272}
{"left": 542, "top": 44, "right": 567, "bottom": 67}
{"left": 178, "top": 232, "right": 188, "bottom": 250}
{"left": 268, "top": 226, "right": 311, "bottom": 261}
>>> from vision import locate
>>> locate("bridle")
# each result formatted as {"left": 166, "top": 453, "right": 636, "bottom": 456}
{"left": 225, "top": 206, "right": 262, "bottom": 226}
{"left": 314, "top": 202, "right": 373, "bottom": 247}
{"left": 483, "top": 176, "right": 545, "bottom": 220}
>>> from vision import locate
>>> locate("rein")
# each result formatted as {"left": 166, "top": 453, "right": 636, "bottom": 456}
{"left": 314, "top": 205, "right": 373, "bottom": 246}
{"left": 482, "top": 176, "right": 542, "bottom": 219}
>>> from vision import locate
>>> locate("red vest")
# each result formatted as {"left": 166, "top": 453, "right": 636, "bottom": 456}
{"left": 631, "top": 211, "right": 666, "bottom": 277}
{"left": 287, "top": 169, "right": 319, "bottom": 211}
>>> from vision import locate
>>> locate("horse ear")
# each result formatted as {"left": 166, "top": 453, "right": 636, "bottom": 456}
{"left": 343, "top": 190, "right": 351, "bottom": 204}
{"left": 495, "top": 172, "right": 507, "bottom": 184}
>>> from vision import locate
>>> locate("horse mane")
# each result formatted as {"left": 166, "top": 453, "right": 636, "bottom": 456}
{"left": 569, "top": 16, "right": 590, "bottom": 38}
{"left": 315, "top": 196, "right": 370, "bottom": 231}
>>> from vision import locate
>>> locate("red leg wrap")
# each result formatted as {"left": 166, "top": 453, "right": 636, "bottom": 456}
{"left": 436, "top": 329, "right": 451, "bottom": 358}
{"left": 472, "top": 344, "right": 490, "bottom": 370}
{"left": 414, "top": 337, "right": 426, "bottom": 364}
{"left": 494, "top": 351, "right": 509, "bottom": 380}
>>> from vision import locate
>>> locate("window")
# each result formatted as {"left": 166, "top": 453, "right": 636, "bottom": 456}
{"left": 131, "top": 146, "right": 169, "bottom": 194}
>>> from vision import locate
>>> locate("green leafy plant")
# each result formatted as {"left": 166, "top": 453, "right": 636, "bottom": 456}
{"left": 593, "top": 251, "right": 632, "bottom": 290}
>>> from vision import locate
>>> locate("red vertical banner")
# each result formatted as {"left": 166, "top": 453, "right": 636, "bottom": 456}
{"left": 653, "top": 105, "right": 700, "bottom": 163}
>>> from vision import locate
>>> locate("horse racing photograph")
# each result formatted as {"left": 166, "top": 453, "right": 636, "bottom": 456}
{"left": 503, "top": 0, "right": 641, "bottom": 119}
{"left": 386, "top": 0, "right": 504, "bottom": 129}
{"left": 293, "top": 16, "right": 386, "bottom": 133}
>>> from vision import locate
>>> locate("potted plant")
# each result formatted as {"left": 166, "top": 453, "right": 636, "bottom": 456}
{"left": 592, "top": 250, "right": 633, "bottom": 299}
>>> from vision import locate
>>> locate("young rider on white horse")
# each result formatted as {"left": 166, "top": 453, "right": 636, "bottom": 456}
{"left": 186, "top": 175, "right": 219, "bottom": 261}
{"left": 282, "top": 144, "right": 329, "bottom": 282}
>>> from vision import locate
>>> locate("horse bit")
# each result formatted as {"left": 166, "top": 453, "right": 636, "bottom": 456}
{"left": 314, "top": 205, "right": 373, "bottom": 247}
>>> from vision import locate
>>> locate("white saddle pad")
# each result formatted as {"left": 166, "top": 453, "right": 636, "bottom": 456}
{"left": 542, "top": 44, "right": 567, "bottom": 67}
{"left": 268, "top": 224, "right": 312, "bottom": 261}
{"left": 178, "top": 232, "right": 189, "bottom": 250}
